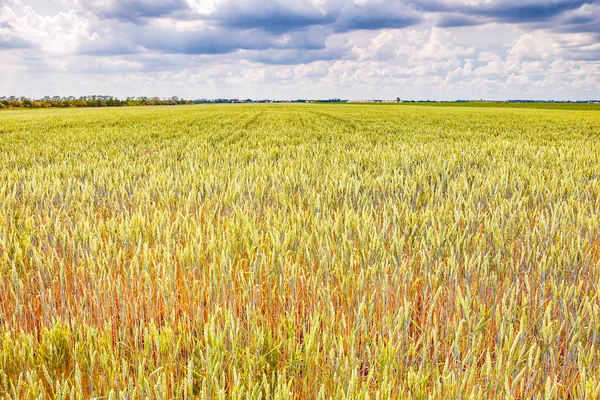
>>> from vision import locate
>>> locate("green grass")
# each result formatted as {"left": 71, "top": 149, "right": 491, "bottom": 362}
{"left": 1, "top": 104, "right": 600, "bottom": 399}
{"left": 391, "top": 102, "right": 600, "bottom": 111}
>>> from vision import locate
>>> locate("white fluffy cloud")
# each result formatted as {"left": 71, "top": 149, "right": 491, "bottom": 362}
{"left": 1, "top": 3, "right": 92, "bottom": 53}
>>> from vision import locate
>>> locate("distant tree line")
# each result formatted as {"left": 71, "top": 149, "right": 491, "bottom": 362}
{"left": 3, "top": 96, "right": 597, "bottom": 110}
{"left": 0, "top": 96, "right": 194, "bottom": 109}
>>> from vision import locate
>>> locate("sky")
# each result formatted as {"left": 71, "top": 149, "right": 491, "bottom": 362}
{"left": 1, "top": 0, "right": 599, "bottom": 100}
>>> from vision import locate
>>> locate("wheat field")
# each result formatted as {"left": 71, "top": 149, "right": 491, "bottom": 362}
{"left": 1, "top": 104, "right": 600, "bottom": 399}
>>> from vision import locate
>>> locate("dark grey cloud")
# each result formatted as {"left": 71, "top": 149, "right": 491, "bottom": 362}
{"left": 334, "top": 3, "right": 421, "bottom": 32}
{"left": 82, "top": 0, "right": 191, "bottom": 23}
{"left": 210, "top": 2, "right": 335, "bottom": 32}
{"left": 134, "top": 27, "right": 277, "bottom": 55}
{"left": 75, "top": 12, "right": 332, "bottom": 58}
{"left": 209, "top": 0, "right": 422, "bottom": 33}
{"left": 505, "top": 2, "right": 600, "bottom": 37}
{"left": 248, "top": 43, "right": 351, "bottom": 65}
{"left": 88, "top": 0, "right": 600, "bottom": 34}
{"left": 437, "top": 14, "right": 483, "bottom": 28}
{"left": 475, "top": 0, "right": 593, "bottom": 23}
{"left": 562, "top": 14, "right": 596, "bottom": 24}
{"left": 276, "top": 27, "right": 330, "bottom": 51}
{"left": 551, "top": 6, "right": 600, "bottom": 34}
{"left": 137, "top": 29, "right": 335, "bottom": 59}
{"left": 418, "top": 0, "right": 598, "bottom": 26}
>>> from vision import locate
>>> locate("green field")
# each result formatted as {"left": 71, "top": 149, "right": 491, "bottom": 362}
{"left": 1, "top": 104, "right": 600, "bottom": 399}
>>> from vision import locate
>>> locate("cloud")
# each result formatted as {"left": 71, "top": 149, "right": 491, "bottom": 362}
{"left": 0, "top": 4, "right": 91, "bottom": 54}
{"left": 507, "top": 30, "right": 600, "bottom": 62}
{"left": 76, "top": 0, "right": 191, "bottom": 23}
{"left": 77, "top": 36, "right": 139, "bottom": 56}
{"left": 0, "top": 35, "right": 33, "bottom": 49}
{"left": 247, "top": 45, "right": 350, "bottom": 65}
{"left": 422, "top": 0, "right": 595, "bottom": 20}
{"left": 421, "top": 0, "right": 599, "bottom": 31}
{"left": 437, "top": 14, "right": 482, "bottom": 28}
{"left": 334, "top": 3, "right": 421, "bottom": 32}
{"left": 475, "top": 52, "right": 506, "bottom": 75}
{"left": 119, "top": 24, "right": 332, "bottom": 56}
{"left": 474, "top": 0, "right": 592, "bottom": 23}
{"left": 136, "top": 27, "right": 273, "bottom": 55}
{"left": 0, "top": 6, "right": 34, "bottom": 48}
{"left": 209, "top": 1, "right": 335, "bottom": 32}
{"left": 534, "top": 3, "right": 600, "bottom": 36}
{"left": 2, "top": 0, "right": 600, "bottom": 99}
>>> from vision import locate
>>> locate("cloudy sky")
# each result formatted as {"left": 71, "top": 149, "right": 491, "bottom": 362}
{"left": 1, "top": 0, "right": 599, "bottom": 100}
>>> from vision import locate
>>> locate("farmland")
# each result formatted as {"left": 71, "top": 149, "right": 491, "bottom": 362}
{"left": 1, "top": 104, "right": 600, "bottom": 398}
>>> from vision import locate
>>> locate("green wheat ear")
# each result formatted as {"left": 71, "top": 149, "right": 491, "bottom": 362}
{"left": 38, "top": 322, "right": 72, "bottom": 374}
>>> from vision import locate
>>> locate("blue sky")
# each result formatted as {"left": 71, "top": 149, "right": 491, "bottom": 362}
{"left": 1, "top": 0, "right": 599, "bottom": 100}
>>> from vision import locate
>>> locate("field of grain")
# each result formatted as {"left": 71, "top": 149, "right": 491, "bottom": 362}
{"left": 1, "top": 104, "right": 600, "bottom": 399}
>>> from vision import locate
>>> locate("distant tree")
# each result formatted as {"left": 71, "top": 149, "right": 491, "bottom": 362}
{"left": 0, "top": 94, "right": 204, "bottom": 109}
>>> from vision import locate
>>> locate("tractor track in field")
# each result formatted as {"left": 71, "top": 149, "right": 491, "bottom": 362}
{"left": 241, "top": 111, "right": 263, "bottom": 130}
{"left": 306, "top": 109, "right": 358, "bottom": 131}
